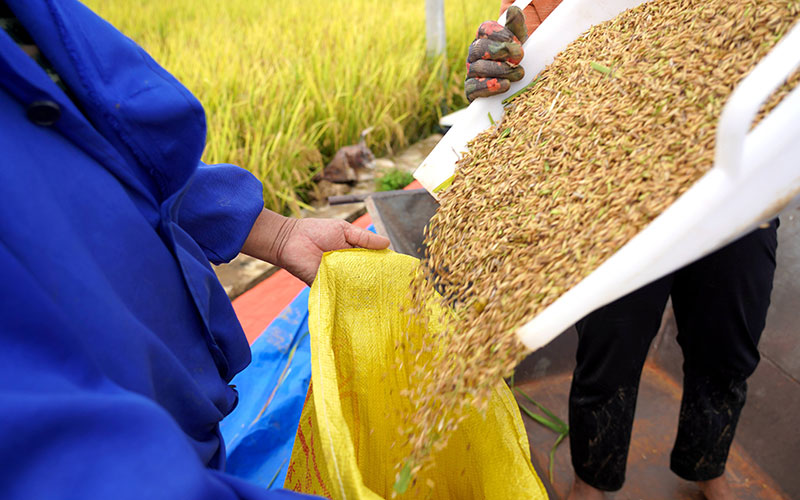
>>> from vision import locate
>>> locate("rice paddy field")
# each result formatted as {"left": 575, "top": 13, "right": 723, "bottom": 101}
{"left": 84, "top": 0, "right": 495, "bottom": 214}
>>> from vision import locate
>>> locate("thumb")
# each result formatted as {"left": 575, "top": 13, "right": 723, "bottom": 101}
{"left": 504, "top": 6, "right": 529, "bottom": 44}
{"left": 344, "top": 224, "right": 390, "bottom": 250}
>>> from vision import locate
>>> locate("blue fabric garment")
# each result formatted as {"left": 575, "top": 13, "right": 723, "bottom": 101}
{"left": 0, "top": 1, "right": 318, "bottom": 498}
{"left": 221, "top": 225, "right": 378, "bottom": 489}
{"left": 222, "top": 288, "right": 312, "bottom": 489}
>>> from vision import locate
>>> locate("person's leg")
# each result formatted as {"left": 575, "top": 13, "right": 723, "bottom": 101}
{"left": 568, "top": 275, "right": 673, "bottom": 494}
{"left": 669, "top": 220, "right": 778, "bottom": 494}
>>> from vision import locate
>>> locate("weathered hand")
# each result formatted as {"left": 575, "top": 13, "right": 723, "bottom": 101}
{"left": 275, "top": 218, "right": 390, "bottom": 286}
{"left": 241, "top": 210, "right": 390, "bottom": 287}
{"left": 464, "top": 6, "right": 528, "bottom": 102}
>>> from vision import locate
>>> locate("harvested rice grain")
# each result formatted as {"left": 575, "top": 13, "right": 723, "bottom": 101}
{"left": 396, "top": 0, "right": 800, "bottom": 490}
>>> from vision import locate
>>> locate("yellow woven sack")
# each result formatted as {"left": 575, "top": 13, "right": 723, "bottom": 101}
{"left": 285, "top": 249, "right": 547, "bottom": 500}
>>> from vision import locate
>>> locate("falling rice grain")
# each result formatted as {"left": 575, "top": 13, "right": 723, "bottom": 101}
{"left": 394, "top": 0, "right": 800, "bottom": 491}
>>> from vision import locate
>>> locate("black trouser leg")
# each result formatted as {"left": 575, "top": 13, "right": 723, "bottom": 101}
{"left": 569, "top": 221, "right": 778, "bottom": 490}
{"left": 569, "top": 275, "right": 673, "bottom": 491}
{"left": 669, "top": 221, "right": 778, "bottom": 481}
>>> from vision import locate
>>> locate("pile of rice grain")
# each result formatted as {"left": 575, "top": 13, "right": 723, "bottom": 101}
{"left": 397, "top": 0, "right": 799, "bottom": 488}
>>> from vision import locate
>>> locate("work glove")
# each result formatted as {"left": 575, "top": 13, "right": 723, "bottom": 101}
{"left": 499, "top": 0, "right": 563, "bottom": 36}
{"left": 464, "top": 5, "right": 528, "bottom": 102}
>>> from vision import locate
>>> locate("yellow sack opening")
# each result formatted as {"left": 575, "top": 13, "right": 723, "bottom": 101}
{"left": 285, "top": 249, "right": 547, "bottom": 500}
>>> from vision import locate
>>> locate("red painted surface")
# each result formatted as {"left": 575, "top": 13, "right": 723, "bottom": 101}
{"left": 351, "top": 212, "right": 372, "bottom": 229}
{"left": 233, "top": 269, "right": 307, "bottom": 345}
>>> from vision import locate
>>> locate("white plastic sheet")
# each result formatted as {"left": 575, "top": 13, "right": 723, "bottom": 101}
{"left": 413, "top": 0, "right": 800, "bottom": 351}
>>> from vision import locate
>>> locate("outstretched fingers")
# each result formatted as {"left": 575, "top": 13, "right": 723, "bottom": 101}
{"left": 344, "top": 223, "right": 390, "bottom": 250}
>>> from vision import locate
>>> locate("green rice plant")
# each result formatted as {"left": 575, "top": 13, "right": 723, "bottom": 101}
{"left": 377, "top": 168, "right": 415, "bottom": 192}
{"left": 84, "top": 0, "right": 495, "bottom": 214}
{"left": 514, "top": 387, "right": 569, "bottom": 484}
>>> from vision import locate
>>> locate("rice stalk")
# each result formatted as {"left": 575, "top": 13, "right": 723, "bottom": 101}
{"left": 84, "top": 0, "right": 496, "bottom": 214}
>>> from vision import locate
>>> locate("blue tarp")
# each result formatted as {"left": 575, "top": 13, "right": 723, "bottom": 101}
{"left": 221, "top": 287, "right": 312, "bottom": 489}
{"left": 222, "top": 225, "right": 377, "bottom": 489}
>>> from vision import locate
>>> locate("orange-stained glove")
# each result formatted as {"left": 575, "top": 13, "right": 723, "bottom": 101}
{"left": 464, "top": 1, "right": 564, "bottom": 102}
{"left": 464, "top": 6, "right": 528, "bottom": 102}
{"left": 499, "top": 0, "right": 563, "bottom": 37}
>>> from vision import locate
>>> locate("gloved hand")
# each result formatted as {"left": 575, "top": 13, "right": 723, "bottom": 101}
{"left": 499, "top": 0, "right": 563, "bottom": 37}
{"left": 464, "top": 5, "right": 528, "bottom": 102}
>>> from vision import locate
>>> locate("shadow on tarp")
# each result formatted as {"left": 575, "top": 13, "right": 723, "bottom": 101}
{"left": 221, "top": 287, "right": 312, "bottom": 489}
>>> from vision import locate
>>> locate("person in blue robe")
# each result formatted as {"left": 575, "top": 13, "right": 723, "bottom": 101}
{"left": 0, "top": 1, "right": 388, "bottom": 498}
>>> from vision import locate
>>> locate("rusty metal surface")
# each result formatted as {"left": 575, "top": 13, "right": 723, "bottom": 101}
{"left": 364, "top": 189, "right": 438, "bottom": 260}
{"left": 514, "top": 364, "right": 790, "bottom": 499}
{"left": 645, "top": 207, "right": 800, "bottom": 498}
{"left": 649, "top": 308, "right": 800, "bottom": 499}
{"left": 759, "top": 207, "right": 800, "bottom": 380}
{"left": 513, "top": 326, "right": 577, "bottom": 384}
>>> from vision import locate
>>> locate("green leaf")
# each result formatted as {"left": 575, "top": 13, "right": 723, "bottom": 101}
{"left": 517, "top": 401, "right": 563, "bottom": 433}
{"left": 514, "top": 388, "right": 569, "bottom": 483}
{"left": 503, "top": 75, "right": 543, "bottom": 104}
{"left": 432, "top": 174, "right": 455, "bottom": 193}
{"left": 549, "top": 432, "right": 568, "bottom": 483}
{"left": 590, "top": 61, "right": 612, "bottom": 75}
{"left": 393, "top": 462, "right": 413, "bottom": 494}
{"left": 514, "top": 388, "right": 568, "bottom": 433}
